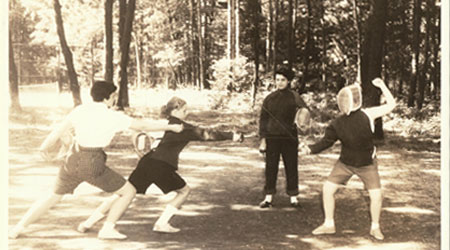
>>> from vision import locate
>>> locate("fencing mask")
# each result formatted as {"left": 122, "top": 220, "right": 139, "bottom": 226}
{"left": 337, "top": 84, "right": 362, "bottom": 115}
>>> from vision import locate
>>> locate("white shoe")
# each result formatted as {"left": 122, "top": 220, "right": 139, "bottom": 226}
{"left": 312, "top": 224, "right": 336, "bottom": 235}
{"left": 370, "top": 227, "right": 384, "bottom": 240}
{"left": 153, "top": 223, "right": 180, "bottom": 233}
{"left": 77, "top": 222, "right": 90, "bottom": 233}
{"left": 98, "top": 227, "right": 127, "bottom": 240}
{"left": 9, "top": 225, "right": 24, "bottom": 239}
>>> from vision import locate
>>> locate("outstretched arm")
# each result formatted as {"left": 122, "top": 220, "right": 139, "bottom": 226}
{"left": 130, "top": 119, "right": 183, "bottom": 133}
{"left": 363, "top": 78, "right": 396, "bottom": 120}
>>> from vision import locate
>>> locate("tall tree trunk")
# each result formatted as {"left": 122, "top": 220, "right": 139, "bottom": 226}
{"left": 235, "top": 0, "right": 240, "bottom": 58}
{"left": 197, "top": 0, "right": 205, "bottom": 89}
{"left": 287, "top": 0, "right": 294, "bottom": 69}
{"left": 407, "top": 0, "right": 422, "bottom": 107}
{"left": 431, "top": 2, "right": 440, "bottom": 99}
{"left": 104, "top": 0, "right": 114, "bottom": 82}
{"left": 90, "top": 39, "right": 95, "bottom": 85}
{"left": 53, "top": 0, "right": 81, "bottom": 106}
{"left": 266, "top": 0, "right": 273, "bottom": 73}
{"left": 417, "top": 0, "right": 433, "bottom": 109}
{"left": 300, "top": 0, "right": 312, "bottom": 93}
{"left": 360, "top": 0, "right": 388, "bottom": 139}
{"left": 352, "top": 0, "right": 362, "bottom": 83}
{"left": 227, "top": 0, "right": 236, "bottom": 60}
{"left": 9, "top": 32, "right": 21, "bottom": 111}
{"left": 203, "top": 0, "right": 211, "bottom": 89}
{"left": 132, "top": 32, "right": 141, "bottom": 88}
{"left": 189, "top": 0, "right": 199, "bottom": 88}
{"left": 320, "top": 1, "right": 327, "bottom": 90}
{"left": 272, "top": 0, "right": 278, "bottom": 80}
{"left": 250, "top": 0, "right": 261, "bottom": 106}
{"left": 117, "top": 0, "right": 136, "bottom": 109}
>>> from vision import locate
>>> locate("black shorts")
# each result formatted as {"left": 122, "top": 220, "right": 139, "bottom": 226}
{"left": 128, "top": 155, "right": 186, "bottom": 194}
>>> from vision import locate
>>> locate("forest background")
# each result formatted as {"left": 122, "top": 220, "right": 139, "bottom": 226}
{"left": 3, "top": 0, "right": 450, "bottom": 249}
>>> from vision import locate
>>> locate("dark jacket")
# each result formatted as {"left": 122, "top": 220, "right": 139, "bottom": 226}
{"left": 148, "top": 116, "right": 233, "bottom": 169}
{"left": 308, "top": 109, "right": 375, "bottom": 167}
{"left": 259, "top": 88, "right": 308, "bottom": 140}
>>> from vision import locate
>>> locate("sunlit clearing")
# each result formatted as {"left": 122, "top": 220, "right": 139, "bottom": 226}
{"left": 176, "top": 203, "right": 219, "bottom": 216}
{"left": 420, "top": 169, "right": 440, "bottom": 176}
{"left": 182, "top": 164, "right": 227, "bottom": 172}
{"left": 56, "top": 238, "right": 149, "bottom": 250}
{"left": 300, "top": 237, "right": 335, "bottom": 249}
{"left": 8, "top": 152, "right": 42, "bottom": 164}
{"left": 318, "top": 154, "right": 339, "bottom": 159}
{"left": 230, "top": 204, "right": 261, "bottom": 211}
{"left": 180, "top": 151, "right": 244, "bottom": 162}
{"left": 376, "top": 154, "right": 395, "bottom": 159}
{"left": 383, "top": 206, "right": 436, "bottom": 215}
{"left": 331, "top": 242, "right": 427, "bottom": 250}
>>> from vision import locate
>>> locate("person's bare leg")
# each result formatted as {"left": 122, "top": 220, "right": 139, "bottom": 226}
{"left": 312, "top": 181, "right": 339, "bottom": 235}
{"left": 368, "top": 188, "right": 384, "bottom": 240}
{"left": 98, "top": 182, "right": 136, "bottom": 240}
{"left": 9, "top": 193, "right": 63, "bottom": 238}
{"left": 153, "top": 185, "right": 190, "bottom": 233}
{"left": 77, "top": 194, "right": 119, "bottom": 233}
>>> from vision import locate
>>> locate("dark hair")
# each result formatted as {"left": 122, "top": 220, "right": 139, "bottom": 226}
{"left": 275, "top": 66, "right": 295, "bottom": 81}
{"left": 160, "top": 96, "right": 187, "bottom": 118}
{"left": 90, "top": 81, "right": 117, "bottom": 102}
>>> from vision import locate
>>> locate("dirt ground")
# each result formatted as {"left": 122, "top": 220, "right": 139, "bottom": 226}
{"left": 7, "top": 101, "right": 442, "bottom": 250}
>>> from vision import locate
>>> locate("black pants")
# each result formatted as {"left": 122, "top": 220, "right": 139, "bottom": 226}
{"left": 263, "top": 138, "right": 299, "bottom": 196}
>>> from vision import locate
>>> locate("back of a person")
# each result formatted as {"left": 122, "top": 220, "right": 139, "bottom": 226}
{"left": 69, "top": 102, "right": 125, "bottom": 148}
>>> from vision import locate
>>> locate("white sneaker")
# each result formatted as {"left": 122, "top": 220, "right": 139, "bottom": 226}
{"left": 77, "top": 222, "right": 89, "bottom": 233}
{"left": 153, "top": 223, "right": 180, "bottom": 233}
{"left": 98, "top": 227, "right": 127, "bottom": 240}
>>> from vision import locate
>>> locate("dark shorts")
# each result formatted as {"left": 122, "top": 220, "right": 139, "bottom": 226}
{"left": 327, "top": 159, "right": 381, "bottom": 190}
{"left": 53, "top": 149, "right": 126, "bottom": 195}
{"left": 128, "top": 155, "right": 186, "bottom": 194}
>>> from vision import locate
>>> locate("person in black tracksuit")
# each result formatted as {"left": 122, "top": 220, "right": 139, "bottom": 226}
{"left": 128, "top": 96, "right": 243, "bottom": 233}
{"left": 258, "top": 67, "right": 309, "bottom": 208}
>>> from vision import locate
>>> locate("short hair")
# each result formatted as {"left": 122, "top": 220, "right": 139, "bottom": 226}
{"left": 275, "top": 66, "right": 295, "bottom": 81}
{"left": 90, "top": 81, "right": 117, "bottom": 102}
{"left": 160, "top": 96, "right": 187, "bottom": 118}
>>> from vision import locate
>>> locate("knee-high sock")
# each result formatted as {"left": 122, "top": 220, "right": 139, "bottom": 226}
{"left": 155, "top": 205, "right": 178, "bottom": 225}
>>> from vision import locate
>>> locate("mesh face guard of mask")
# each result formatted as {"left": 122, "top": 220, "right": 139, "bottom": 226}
{"left": 337, "top": 84, "right": 362, "bottom": 115}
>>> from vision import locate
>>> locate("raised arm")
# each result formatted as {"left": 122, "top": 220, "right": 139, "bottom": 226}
{"left": 363, "top": 78, "right": 396, "bottom": 120}
{"left": 129, "top": 119, "right": 183, "bottom": 133}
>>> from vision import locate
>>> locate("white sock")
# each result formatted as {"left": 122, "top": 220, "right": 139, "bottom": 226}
{"left": 371, "top": 222, "right": 380, "bottom": 230}
{"left": 324, "top": 219, "right": 335, "bottom": 227}
{"left": 290, "top": 196, "right": 298, "bottom": 203}
{"left": 155, "top": 205, "right": 178, "bottom": 226}
{"left": 102, "top": 221, "right": 115, "bottom": 231}
{"left": 84, "top": 211, "right": 105, "bottom": 228}
{"left": 264, "top": 195, "right": 273, "bottom": 202}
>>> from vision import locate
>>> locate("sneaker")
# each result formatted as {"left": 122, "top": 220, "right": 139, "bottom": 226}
{"left": 370, "top": 228, "right": 384, "bottom": 240}
{"left": 312, "top": 224, "right": 336, "bottom": 235}
{"left": 290, "top": 201, "right": 301, "bottom": 208}
{"left": 9, "top": 226, "right": 24, "bottom": 239}
{"left": 77, "top": 222, "right": 89, "bottom": 233}
{"left": 98, "top": 227, "right": 127, "bottom": 240}
{"left": 259, "top": 201, "right": 273, "bottom": 208}
{"left": 153, "top": 223, "right": 180, "bottom": 233}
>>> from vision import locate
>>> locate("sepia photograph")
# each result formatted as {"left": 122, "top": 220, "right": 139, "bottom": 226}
{"left": 3, "top": 0, "right": 449, "bottom": 249}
